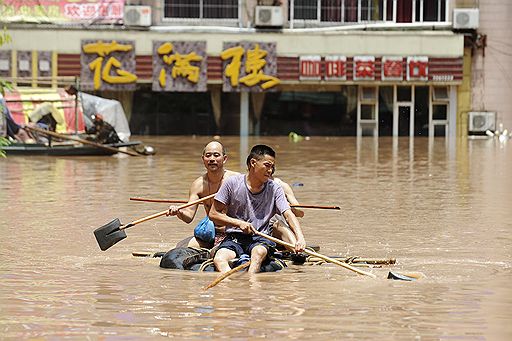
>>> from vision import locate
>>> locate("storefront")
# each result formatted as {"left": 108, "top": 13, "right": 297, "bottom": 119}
{"left": 1, "top": 29, "right": 464, "bottom": 136}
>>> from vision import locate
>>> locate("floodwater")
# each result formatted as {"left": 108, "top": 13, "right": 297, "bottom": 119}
{"left": 1, "top": 136, "right": 511, "bottom": 340}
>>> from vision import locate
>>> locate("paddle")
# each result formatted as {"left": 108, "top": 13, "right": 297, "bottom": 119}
{"left": 252, "top": 230, "right": 376, "bottom": 278}
{"left": 23, "top": 124, "right": 139, "bottom": 156}
{"left": 94, "top": 193, "right": 216, "bottom": 251}
{"left": 129, "top": 197, "right": 340, "bottom": 210}
{"left": 203, "top": 261, "right": 251, "bottom": 290}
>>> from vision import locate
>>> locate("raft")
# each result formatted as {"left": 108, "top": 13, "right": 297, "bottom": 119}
{"left": 159, "top": 247, "right": 287, "bottom": 272}
{"left": 135, "top": 247, "right": 396, "bottom": 273}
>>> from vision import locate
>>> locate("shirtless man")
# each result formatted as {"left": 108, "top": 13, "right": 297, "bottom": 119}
{"left": 271, "top": 174, "right": 305, "bottom": 248}
{"left": 209, "top": 144, "right": 306, "bottom": 274}
{"left": 167, "top": 140, "right": 238, "bottom": 249}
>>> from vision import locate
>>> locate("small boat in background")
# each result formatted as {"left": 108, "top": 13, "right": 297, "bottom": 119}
{"left": 2, "top": 140, "right": 144, "bottom": 156}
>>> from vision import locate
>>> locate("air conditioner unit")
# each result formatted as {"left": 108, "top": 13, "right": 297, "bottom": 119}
{"left": 255, "top": 6, "right": 284, "bottom": 27}
{"left": 468, "top": 112, "right": 496, "bottom": 132}
{"left": 124, "top": 5, "right": 152, "bottom": 27}
{"left": 453, "top": 8, "right": 479, "bottom": 29}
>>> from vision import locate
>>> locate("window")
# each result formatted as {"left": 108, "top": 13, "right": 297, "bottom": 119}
{"left": 322, "top": 0, "right": 342, "bottom": 22}
{"left": 397, "top": 86, "right": 412, "bottom": 102}
{"left": 361, "top": 86, "right": 377, "bottom": 101}
{"left": 432, "top": 104, "right": 447, "bottom": 120}
{"left": 293, "top": 0, "right": 318, "bottom": 20}
{"left": 414, "top": 0, "right": 446, "bottom": 22}
{"left": 361, "top": 104, "right": 376, "bottom": 120}
{"left": 432, "top": 86, "right": 449, "bottom": 101}
{"left": 361, "top": 0, "right": 384, "bottom": 21}
{"left": 291, "top": 0, "right": 390, "bottom": 23}
{"left": 344, "top": 0, "right": 358, "bottom": 22}
{"left": 164, "top": 0, "right": 238, "bottom": 19}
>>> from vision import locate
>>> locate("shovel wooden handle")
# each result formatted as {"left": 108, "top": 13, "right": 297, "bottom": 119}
{"left": 130, "top": 197, "right": 188, "bottom": 204}
{"left": 129, "top": 197, "right": 339, "bottom": 210}
{"left": 252, "top": 230, "right": 376, "bottom": 278}
{"left": 121, "top": 193, "right": 216, "bottom": 230}
{"left": 204, "top": 261, "right": 251, "bottom": 290}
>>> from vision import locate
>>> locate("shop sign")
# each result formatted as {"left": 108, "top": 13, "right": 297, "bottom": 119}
{"left": 300, "top": 56, "right": 321, "bottom": 80}
{"left": 221, "top": 41, "right": 280, "bottom": 92}
{"left": 80, "top": 39, "right": 137, "bottom": 91}
{"left": 324, "top": 56, "right": 347, "bottom": 81}
{"left": 353, "top": 56, "right": 375, "bottom": 81}
{"left": 152, "top": 41, "right": 207, "bottom": 92}
{"left": 0, "top": 0, "right": 124, "bottom": 24}
{"left": 407, "top": 56, "right": 429, "bottom": 81}
{"left": 381, "top": 56, "right": 403, "bottom": 81}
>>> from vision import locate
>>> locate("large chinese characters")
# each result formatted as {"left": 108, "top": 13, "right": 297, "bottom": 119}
{"left": 81, "top": 40, "right": 137, "bottom": 91}
{"left": 152, "top": 41, "right": 207, "bottom": 92}
{"left": 221, "top": 42, "right": 280, "bottom": 92}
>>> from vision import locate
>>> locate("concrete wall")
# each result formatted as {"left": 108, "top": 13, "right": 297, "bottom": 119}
{"left": 472, "top": 1, "right": 512, "bottom": 130}
{"left": 4, "top": 28, "right": 463, "bottom": 57}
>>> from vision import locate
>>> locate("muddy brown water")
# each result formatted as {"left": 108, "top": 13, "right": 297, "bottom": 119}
{"left": 1, "top": 136, "right": 511, "bottom": 340}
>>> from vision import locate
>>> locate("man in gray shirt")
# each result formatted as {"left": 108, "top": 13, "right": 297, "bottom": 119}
{"left": 209, "top": 144, "right": 306, "bottom": 274}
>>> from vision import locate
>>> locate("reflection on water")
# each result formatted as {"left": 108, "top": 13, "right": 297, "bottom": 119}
{"left": 1, "top": 136, "right": 511, "bottom": 339}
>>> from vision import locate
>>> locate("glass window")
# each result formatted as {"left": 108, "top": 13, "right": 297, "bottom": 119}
{"left": 433, "top": 104, "right": 447, "bottom": 120}
{"left": 204, "top": 0, "right": 238, "bottom": 19}
{"left": 397, "top": 0, "right": 412, "bottom": 23}
{"left": 164, "top": 0, "right": 238, "bottom": 19}
{"left": 294, "top": 0, "right": 318, "bottom": 20}
{"left": 165, "top": 0, "right": 199, "bottom": 18}
{"left": 361, "top": 104, "right": 375, "bottom": 119}
{"left": 344, "top": 0, "right": 359, "bottom": 22}
{"left": 397, "top": 86, "right": 412, "bottom": 102}
{"left": 414, "top": 0, "right": 447, "bottom": 22}
{"left": 432, "top": 86, "right": 449, "bottom": 101}
{"left": 361, "top": 0, "right": 384, "bottom": 21}
{"left": 361, "top": 86, "right": 377, "bottom": 101}
{"left": 322, "top": 0, "right": 342, "bottom": 22}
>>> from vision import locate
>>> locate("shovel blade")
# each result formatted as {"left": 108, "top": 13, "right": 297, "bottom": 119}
{"left": 93, "top": 218, "right": 127, "bottom": 251}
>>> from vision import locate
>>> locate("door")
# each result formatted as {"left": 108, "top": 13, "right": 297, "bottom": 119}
{"left": 398, "top": 105, "right": 413, "bottom": 136}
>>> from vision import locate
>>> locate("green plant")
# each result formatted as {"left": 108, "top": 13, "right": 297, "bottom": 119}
{"left": 0, "top": 22, "right": 12, "bottom": 156}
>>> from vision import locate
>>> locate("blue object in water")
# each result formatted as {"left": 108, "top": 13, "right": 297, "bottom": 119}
{"left": 193, "top": 217, "right": 215, "bottom": 244}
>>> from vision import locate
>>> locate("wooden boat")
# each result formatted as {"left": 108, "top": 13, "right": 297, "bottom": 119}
{"left": 2, "top": 140, "right": 143, "bottom": 156}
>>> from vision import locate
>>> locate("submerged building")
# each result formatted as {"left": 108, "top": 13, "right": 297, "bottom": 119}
{"left": 1, "top": 0, "right": 508, "bottom": 137}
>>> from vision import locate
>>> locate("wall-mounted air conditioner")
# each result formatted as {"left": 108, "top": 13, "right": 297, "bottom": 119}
{"left": 124, "top": 5, "right": 152, "bottom": 27}
{"left": 453, "top": 8, "right": 479, "bottom": 29}
{"left": 468, "top": 111, "right": 496, "bottom": 132}
{"left": 255, "top": 6, "right": 284, "bottom": 27}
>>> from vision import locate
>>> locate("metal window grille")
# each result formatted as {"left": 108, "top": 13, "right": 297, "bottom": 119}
{"left": 164, "top": 0, "right": 238, "bottom": 20}
{"left": 290, "top": 0, "right": 390, "bottom": 23}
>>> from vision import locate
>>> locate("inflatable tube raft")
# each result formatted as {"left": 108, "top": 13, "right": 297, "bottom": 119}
{"left": 159, "top": 247, "right": 287, "bottom": 272}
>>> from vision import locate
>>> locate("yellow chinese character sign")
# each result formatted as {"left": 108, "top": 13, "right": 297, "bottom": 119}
{"left": 81, "top": 39, "right": 137, "bottom": 91}
{"left": 152, "top": 41, "right": 207, "bottom": 92}
{"left": 221, "top": 41, "right": 280, "bottom": 92}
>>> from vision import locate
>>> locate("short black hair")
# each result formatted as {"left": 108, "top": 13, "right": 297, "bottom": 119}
{"left": 246, "top": 144, "right": 276, "bottom": 168}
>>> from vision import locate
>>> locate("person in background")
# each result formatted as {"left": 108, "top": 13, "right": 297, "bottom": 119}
{"left": 0, "top": 94, "right": 32, "bottom": 142}
{"left": 270, "top": 167, "right": 305, "bottom": 249}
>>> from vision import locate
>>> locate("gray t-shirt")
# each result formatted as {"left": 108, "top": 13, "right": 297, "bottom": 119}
{"left": 214, "top": 174, "right": 290, "bottom": 235}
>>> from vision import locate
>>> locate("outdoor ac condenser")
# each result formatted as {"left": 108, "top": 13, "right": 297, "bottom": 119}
{"left": 255, "top": 6, "right": 284, "bottom": 27}
{"left": 453, "top": 8, "right": 479, "bottom": 29}
{"left": 124, "top": 6, "right": 152, "bottom": 27}
{"left": 468, "top": 112, "right": 496, "bottom": 132}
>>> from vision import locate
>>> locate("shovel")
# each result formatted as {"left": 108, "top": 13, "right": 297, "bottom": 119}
{"left": 94, "top": 193, "right": 216, "bottom": 251}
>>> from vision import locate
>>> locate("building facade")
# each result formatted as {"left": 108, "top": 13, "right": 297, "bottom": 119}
{"left": 1, "top": 0, "right": 499, "bottom": 137}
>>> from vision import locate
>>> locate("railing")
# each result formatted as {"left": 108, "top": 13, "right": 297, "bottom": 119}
{"left": 162, "top": 0, "right": 239, "bottom": 24}
{"left": 160, "top": 0, "right": 450, "bottom": 28}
